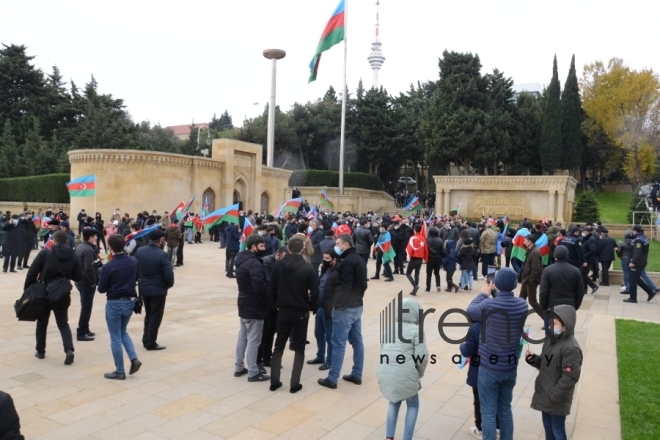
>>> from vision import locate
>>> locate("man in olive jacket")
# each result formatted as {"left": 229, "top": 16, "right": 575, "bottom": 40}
{"left": 135, "top": 229, "right": 174, "bottom": 350}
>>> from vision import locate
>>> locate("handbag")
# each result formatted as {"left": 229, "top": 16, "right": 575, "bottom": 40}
{"left": 14, "top": 280, "right": 48, "bottom": 321}
{"left": 134, "top": 282, "right": 143, "bottom": 314}
{"left": 45, "top": 250, "right": 73, "bottom": 304}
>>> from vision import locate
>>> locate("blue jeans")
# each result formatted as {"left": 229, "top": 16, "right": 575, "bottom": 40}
{"left": 541, "top": 412, "right": 566, "bottom": 440}
{"left": 461, "top": 270, "right": 473, "bottom": 289}
{"left": 386, "top": 393, "right": 419, "bottom": 440}
{"left": 478, "top": 368, "right": 516, "bottom": 440}
{"left": 218, "top": 231, "right": 226, "bottom": 248}
{"left": 328, "top": 307, "right": 364, "bottom": 383}
{"left": 512, "top": 257, "right": 523, "bottom": 275}
{"left": 621, "top": 258, "right": 631, "bottom": 291}
{"left": 314, "top": 307, "right": 333, "bottom": 364}
{"left": 105, "top": 299, "right": 138, "bottom": 374}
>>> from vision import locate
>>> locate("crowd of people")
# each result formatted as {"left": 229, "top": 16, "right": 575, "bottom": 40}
{"left": 0, "top": 198, "right": 655, "bottom": 440}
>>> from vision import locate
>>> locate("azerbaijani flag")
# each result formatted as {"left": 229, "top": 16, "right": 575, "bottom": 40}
{"left": 124, "top": 225, "right": 160, "bottom": 243}
{"left": 449, "top": 202, "right": 462, "bottom": 216}
{"left": 307, "top": 206, "right": 318, "bottom": 220}
{"left": 33, "top": 215, "right": 41, "bottom": 230}
{"left": 178, "top": 195, "right": 196, "bottom": 221}
{"left": 273, "top": 197, "right": 303, "bottom": 217}
{"left": 201, "top": 198, "right": 210, "bottom": 220}
{"left": 308, "top": 0, "right": 345, "bottom": 83}
{"left": 67, "top": 175, "right": 96, "bottom": 197}
{"left": 170, "top": 200, "right": 185, "bottom": 221}
{"left": 402, "top": 196, "right": 421, "bottom": 213}
{"left": 203, "top": 203, "right": 240, "bottom": 230}
{"left": 239, "top": 217, "right": 255, "bottom": 251}
{"left": 511, "top": 228, "right": 530, "bottom": 262}
{"left": 535, "top": 233, "right": 550, "bottom": 266}
{"left": 320, "top": 189, "right": 334, "bottom": 210}
{"left": 376, "top": 230, "right": 396, "bottom": 264}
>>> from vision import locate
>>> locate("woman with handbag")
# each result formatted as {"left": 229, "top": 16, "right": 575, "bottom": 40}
{"left": 24, "top": 231, "right": 83, "bottom": 364}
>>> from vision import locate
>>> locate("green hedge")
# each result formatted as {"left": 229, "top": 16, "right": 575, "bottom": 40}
{"left": 0, "top": 174, "right": 70, "bottom": 203}
{"left": 289, "top": 170, "right": 382, "bottom": 191}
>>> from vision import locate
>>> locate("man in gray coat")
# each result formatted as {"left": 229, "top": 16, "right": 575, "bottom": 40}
{"left": 352, "top": 218, "right": 374, "bottom": 263}
{"left": 135, "top": 229, "right": 175, "bottom": 350}
{"left": 74, "top": 229, "right": 100, "bottom": 341}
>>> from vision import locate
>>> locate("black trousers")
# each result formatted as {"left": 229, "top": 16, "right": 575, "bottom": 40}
{"left": 36, "top": 295, "right": 73, "bottom": 354}
{"left": 581, "top": 264, "right": 598, "bottom": 290}
{"left": 426, "top": 257, "right": 442, "bottom": 289}
{"left": 97, "top": 234, "right": 107, "bottom": 252}
{"left": 226, "top": 249, "right": 239, "bottom": 275}
{"left": 446, "top": 271, "right": 456, "bottom": 289}
{"left": 77, "top": 286, "right": 96, "bottom": 336}
{"left": 176, "top": 238, "right": 184, "bottom": 265}
{"left": 600, "top": 260, "right": 612, "bottom": 285}
{"left": 3, "top": 254, "right": 17, "bottom": 271}
{"left": 406, "top": 258, "right": 423, "bottom": 287}
{"left": 17, "top": 244, "right": 32, "bottom": 267}
{"left": 142, "top": 295, "right": 167, "bottom": 348}
{"left": 194, "top": 232, "right": 201, "bottom": 243}
{"left": 271, "top": 309, "right": 309, "bottom": 387}
{"left": 481, "top": 253, "right": 495, "bottom": 277}
{"left": 258, "top": 308, "right": 278, "bottom": 364}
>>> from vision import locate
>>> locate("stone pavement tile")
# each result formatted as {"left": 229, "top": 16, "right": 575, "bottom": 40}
{"left": 572, "top": 423, "right": 619, "bottom": 439}
{"left": 153, "top": 380, "right": 213, "bottom": 402}
{"left": 20, "top": 398, "right": 73, "bottom": 422}
{"left": 348, "top": 399, "right": 388, "bottom": 427}
{"left": 148, "top": 409, "right": 217, "bottom": 439}
{"left": 157, "top": 357, "right": 209, "bottom": 374}
{"left": 437, "top": 393, "right": 474, "bottom": 419}
{"left": 13, "top": 384, "right": 82, "bottom": 409}
{"left": 304, "top": 402, "right": 362, "bottom": 431}
{"left": 129, "top": 433, "right": 168, "bottom": 440}
{"left": 150, "top": 394, "right": 216, "bottom": 420}
{"left": 59, "top": 382, "right": 124, "bottom": 407}
{"left": 103, "top": 395, "right": 172, "bottom": 422}
{"left": 334, "top": 384, "right": 382, "bottom": 408}
{"left": 93, "top": 413, "right": 169, "bottom": 440}
{"left": 254, "top": 405, "right": 317, "bottom": 434}
{"left": 48, "top": 396, "right": 122, "bottom": 425}
{"left": 106, "top": 381, "right": 172, "bottom": 404}
{"left": 227, "top": 427, "right": 276, "bottom": 440}
{"left": 318, "top": 420, "right": 375, "bottom": 440}
{"left": 419, "top": 381, "right": 461, "bottom": 403}
{"left": 290, "top": 388, "right": 348, "bottom": 413}
{"left": 177, "top": 430, "right": 224, "bottom": 440}
{"left": 12, "top": 372, "right": 47, "bottom": 384}
{"left": 413, "top": 413, "right": 465, "bottom": 439}
{"left": 204, "top": 390, "right": 263, "bottom": 417}
{"left": 33, "top": 414, "right": 115, "bottom": 440}
{"left": 274, "top": 417, "right": 330, "bottom": 440}
{"left": 20, "top": 418, "right": 64, "bottom": 439}
{"left": 513, "top": 416, "right": 544, "bottom": 436}
{"left": 202, "top": 408, "right": 270, "bottom": 437}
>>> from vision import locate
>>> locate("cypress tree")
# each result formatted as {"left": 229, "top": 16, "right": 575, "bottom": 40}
{"left": 540, "top": 55, "right": 562, "bottom": 174}
{"left": 574, "top": 190, "right": 600, "bottom": 222}
{"left": 561, "top": 55, "right": 583, "bottom": 172}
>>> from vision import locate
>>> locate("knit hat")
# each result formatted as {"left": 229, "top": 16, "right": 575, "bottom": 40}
{"left": 82, "top": 229, "right": 98, "bottom": 239}
{"left": 148, "top": 229, "right": 165, "bottom": 241}
{"left": 553, "top": 245, "right": 568, "bottom": 261}
{"left": 60, "top": 221, "right": 70, "bottom": 228}
{"left": 494, "top": 267, "right": 517, "bottom": 292}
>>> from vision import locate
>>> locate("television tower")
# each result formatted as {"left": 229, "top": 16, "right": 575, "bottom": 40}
{"left": 367, "top": 0, "right": 385, "bottom": 88}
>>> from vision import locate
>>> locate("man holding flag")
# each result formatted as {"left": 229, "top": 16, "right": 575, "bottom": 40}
{"left": 373, "top": 223, "right": 395, "bottom": 282}
{"left": 520, "top": 233, "right": 544, "bottom": 319}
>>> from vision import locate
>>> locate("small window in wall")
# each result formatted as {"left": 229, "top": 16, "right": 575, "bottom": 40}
{"left": 202, "top": 188, "right": 215, "bottom": 212}
{"left": 261, "top": 192, "right": 269, "bottom": 214}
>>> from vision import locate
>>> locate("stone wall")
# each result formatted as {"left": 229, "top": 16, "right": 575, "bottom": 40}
{"left": 433, "top": 175, "right": 578, "bottom": 223}
{"left": 296, "top": 186, "right": 397, "bottom": 214}
{"left": 0, "top": 202, "right": 70, "bottom": 216}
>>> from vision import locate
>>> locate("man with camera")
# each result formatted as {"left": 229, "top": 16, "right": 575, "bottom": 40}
{"left": 75, "top": 229, "right": 101, "bottom": 341}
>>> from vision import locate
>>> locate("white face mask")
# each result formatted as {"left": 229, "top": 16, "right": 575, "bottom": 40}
{"left": 12, "top": 219, "right": 18, "bottom": 225}
{"left": 258, "top": 231, "right": 266, "bottom": 236}
{"left": 581, "top": 232, "right": 587, "bottom": 237}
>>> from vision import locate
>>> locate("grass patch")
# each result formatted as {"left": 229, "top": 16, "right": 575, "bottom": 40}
{"left": 592, "top": 190, "right": 632, "bottom": 224}
{"left": 612, "top": 239, "right": 660, "bottom": 272}
{"left": 616, "top": 319, "right": 660, "bottom": 439}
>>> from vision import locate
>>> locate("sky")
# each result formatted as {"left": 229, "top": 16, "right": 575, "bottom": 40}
{"left": 2, "top": 0, "right": 659, "bottom": 128}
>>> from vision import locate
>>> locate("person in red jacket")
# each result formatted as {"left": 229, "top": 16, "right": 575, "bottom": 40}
{"left": 405, "top": 224, "right": 428, "bottom": 296}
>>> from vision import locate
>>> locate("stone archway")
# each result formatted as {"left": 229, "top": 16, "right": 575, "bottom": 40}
{"left": 260, "top": 191, "right": 270, "bottom": 214}
{"left": 234, "top": 178, "right": 247, "bottom": 211}
{"left": 202, "top": 188, "right": 216, "bottom": 212}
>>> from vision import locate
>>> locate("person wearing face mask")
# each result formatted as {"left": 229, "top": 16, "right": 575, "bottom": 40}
{"left": 579, "top": 227, "right": 599, "bottom": 295}
{"left": 134, "top": 229, "right": 175, "bottom": 351}
{"left": 307, "top": 250, "right": 339, "bottom": 371}
{"left": 519, "top": 234, "right": 544, "bottom": 319}
{"left": 2, "top": 215, "right": 21, "bottom": 273}
{"left": 525, "top": 305, "right": 582, "bottom": 440}
{"left": 234, "top": 234, "right": 270, "bottom": 382}
{"left": 256, "top": 225, "right": 271, "bottom": 255}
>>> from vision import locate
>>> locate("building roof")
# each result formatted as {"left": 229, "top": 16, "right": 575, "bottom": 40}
{"left": 166, "top": 123, "right": 209, "bottom": 137}
{"left": 513, "top": 83, "right": 543, "bottom": 93}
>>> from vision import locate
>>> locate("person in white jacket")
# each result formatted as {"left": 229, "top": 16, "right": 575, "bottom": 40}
{"left": 377, "top": 297, "right": 429, "bottom": 440}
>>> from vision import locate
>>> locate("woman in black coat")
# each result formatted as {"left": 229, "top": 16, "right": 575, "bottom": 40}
{"left": 93, "top": 212, "right": 107, "bottom": 253}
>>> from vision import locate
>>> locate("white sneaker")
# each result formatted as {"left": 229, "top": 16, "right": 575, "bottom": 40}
{"left": 620, "top": 285, "right": 627, "bottom": 292}
{"left": 469, "top": 426, "right": 482, "bottom": 439}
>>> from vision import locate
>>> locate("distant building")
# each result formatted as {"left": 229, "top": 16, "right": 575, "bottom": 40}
{"left": 512, "top": 83, "right": 543, "bottom": 101}
{"left": 166, "top": 123, "right": 209, "bottom": 140}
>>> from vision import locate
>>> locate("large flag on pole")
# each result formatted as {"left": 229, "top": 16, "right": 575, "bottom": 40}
{"left": 203, "top": 203, "right": 240, "bottom": 230}
{"left": 308, "top": 0, "right": 345, "bottom": 82}
{"left": 201, "top": 198, "right": 210, "bottom": 220}
{"left": 239, "top": 217, "right": 255, "bottom": 251}
{"left": 67, "top": 175, "right": 96, "bottom": 197}
{"left": 177, "top": 195, "right": 196, "bottom": 221}
{"left": 272, "top": 197, "right": 303, "bottom": 217}
{"left": 402, "top": 196, "right": 421, "bottom": 213}
{"left": 449, "top": 202, "right": 462, "bottom": 216}
{"left": 320, "top": 188, "right": 334, "bottom": 210}
{"left": 124, "top": 225, "right": 160, "bottom": 244}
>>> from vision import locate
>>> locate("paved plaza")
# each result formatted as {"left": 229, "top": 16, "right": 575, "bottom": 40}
{"left": 1, "top": 242, "right": 658, "bottom": 439}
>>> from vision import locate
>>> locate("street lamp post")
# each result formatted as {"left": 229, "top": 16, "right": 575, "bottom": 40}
{"left": 263, "top": 49, "right": 286, "bottom": 168}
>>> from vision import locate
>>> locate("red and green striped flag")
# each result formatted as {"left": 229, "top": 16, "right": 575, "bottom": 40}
{"left": 239, "top": 217, "right": 255, "bottom": 251}
{"left": 177, "top": 195, "right": 196, "bottom": 221}
{"left": 67, "top": 175, "right": 96, "bottom": 197}
{"left": 320, "top": 189, "right": 334, "bottom": 210}
{"left": 203, "top": 203, "right": 240, "bottom": 230}
{"left": 308, "top": 0, "right": 345, "bottom": 83}
{"left": 377, "top": 231, "right": 396, "bottom": 264}
{"left": 273, "top": 197, "right": 303, "bottom": 217}
{"left": 511, "top": 228, "right": 530, "bottom": 261}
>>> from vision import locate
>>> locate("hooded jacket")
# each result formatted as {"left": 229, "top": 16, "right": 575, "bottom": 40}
{"left": 457, "top": 244, "right": 475, "bottom": 272}
{"left": 268, "top": 253, "right": 318, "bottom": 312}
{"left": 442, "top": 240, "right": 458, "bottom": 272}
{"left": 539, "top": 248, "right": 584, "bottom": 310}
{"left": 332, "top": 247, "right": 367, "bottom": 309}
{"left": 235, "top": 250, "right": 269, "bottom": 319}
{"left": 526, "top": 305, "right": 582, "bottom": 416}
{"left": 74, "top": 240, "right": 98, "bottom": 289}
{"left": 377, "top": 298, "right": 429, "bottom": 402}
{"left": 479, "top": 227, "right": 498, "bottom": 254}
{"left": 24, "top": 245, "right": 83, "bottom": 291}
{"left": 165, "top": 224, "right": 182, "bottom": 248}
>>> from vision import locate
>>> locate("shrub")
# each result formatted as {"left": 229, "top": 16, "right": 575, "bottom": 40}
{"left": 627, "top": 194, "right": 649, "bottom": 223}
{"left": 0, "top": 174, "right": 70, "bottom": 203}
{"left": 573, "top": 190, "right": 600, "bottom": 223}
{"left": 289, "top": 170, "right": 382, "bottom": 191}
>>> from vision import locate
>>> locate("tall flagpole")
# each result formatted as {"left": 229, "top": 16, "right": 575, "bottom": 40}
{"left": 338, "top": 0, "right": 347, "bottom": 196}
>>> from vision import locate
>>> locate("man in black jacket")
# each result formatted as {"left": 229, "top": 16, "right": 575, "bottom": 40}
{"left": 0, "top": 391, "right": 24, "bottom": 440}
{"left": 319, "top": 234, "right": 367, "bottom": 389}
{"left": 16, "top": 211, "right": 37, "bottom": 270}
{"left": 580, "top": 227, "right": 599, "bottom": 294}
{"left": 540, "top": 245, "right": 584, "bottom": 332}
{"left": 26, "top": 231, "right": 83, "bottom": 364}
{"left": 597, "top": 228, "right": 617, "bottom": 286}
{"left": 268, "top": 238, "right": 318, "bottom": 393}
{"left": 74, "top": 229, "right": 99, "bottom": 341}
{"left": 352, "top": 218, "right": 374, "bottom": 263}
{"left": 425, "top": 227, "right": 444, "bottom": 292}
{"left": 135, "top": 229, "right": 175, "bottom": 350}
{"left": 77, "top": 209, "right": 87, "bottom": 235}
{"left": 258, "top": 247, "right": 289, "bottom": 369}
{"left": 234, "top": 234, "right": 270, "bottom": 382}
{"left": 309, "top": 219, "right": 326, "bottom": 272}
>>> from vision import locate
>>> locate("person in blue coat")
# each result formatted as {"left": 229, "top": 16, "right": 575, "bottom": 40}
{"left": 442, "top": 239, "right": 459, "bottom": 292}
{"left": 225, "top": 222, "right": 241, "bottom": 278}
{"left": 134, "top": 229, "right": 174, "bottom": 350}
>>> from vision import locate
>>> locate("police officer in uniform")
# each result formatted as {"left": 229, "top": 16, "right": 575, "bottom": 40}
{"left": 625, "top": 225, "right": 650, "bottom": 303}
{"left": 560, "top": 227, "right": 584, "bottom": 270}
{"left": 580, "top": 227, "right": 599, "bottom": 294}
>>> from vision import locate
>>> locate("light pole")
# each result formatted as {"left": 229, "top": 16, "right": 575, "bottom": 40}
{"left": 197, "top": 126, "right": 211, "bottom": 149}
{"left": 263, "top": 49, "right": 286, "bottom": 168}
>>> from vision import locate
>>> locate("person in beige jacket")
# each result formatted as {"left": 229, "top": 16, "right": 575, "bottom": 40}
{"left": 288, "top": 223, "right": 314, "bottom": 262}
{"left": 479, "top": 220, "right": 498, "bottom": 279}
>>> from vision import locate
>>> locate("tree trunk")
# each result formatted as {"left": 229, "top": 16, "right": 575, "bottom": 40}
{"left": 634, "top": 143, "right": 640, "bottom": 190}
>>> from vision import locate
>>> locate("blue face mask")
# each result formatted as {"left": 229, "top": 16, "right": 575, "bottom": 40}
{"left": 307, "top": 226, "right": 313, "bottom": 234}
{"left": 554, "top": 327, "right": 563, "bottom": 335}
{"left": 334, "top": 245, "right": 343, "bottom": 256}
